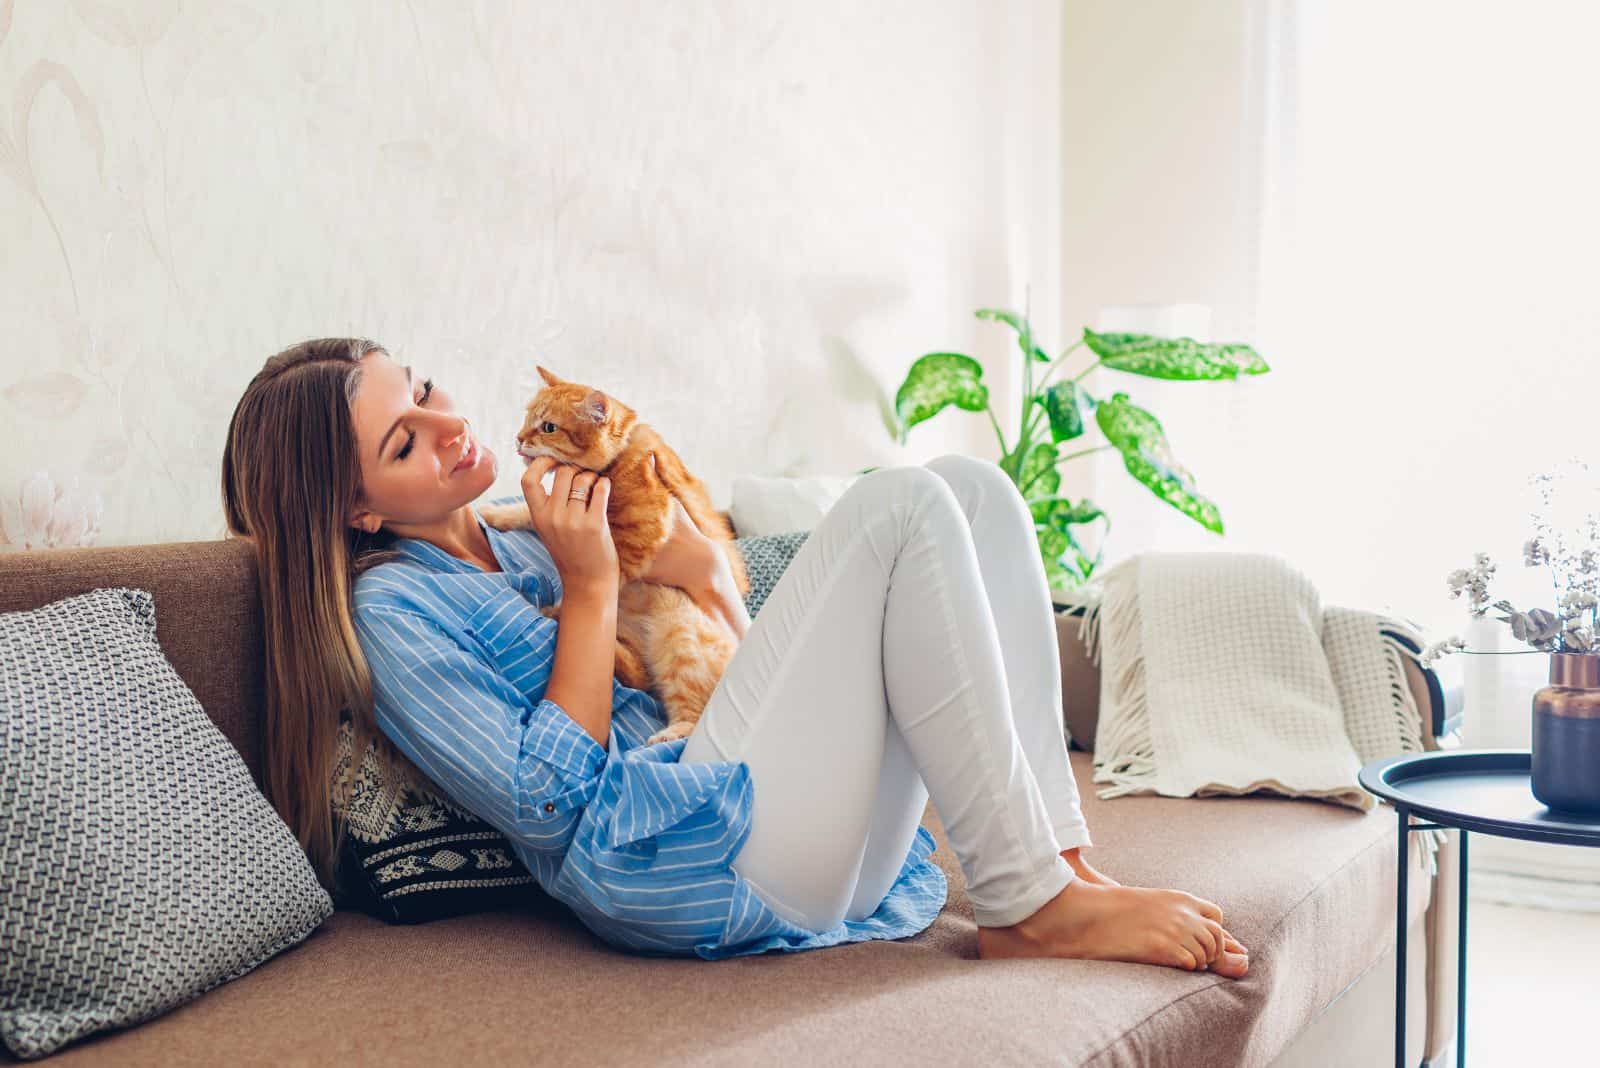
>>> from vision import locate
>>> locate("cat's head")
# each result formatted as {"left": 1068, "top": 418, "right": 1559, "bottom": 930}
{"left": 513, "top": 365, "right": 639, "bottom": 471}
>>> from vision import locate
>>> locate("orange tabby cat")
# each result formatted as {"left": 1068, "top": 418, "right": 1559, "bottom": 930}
{"left": 477, "top": 365, "right": 751, "bottom": 746}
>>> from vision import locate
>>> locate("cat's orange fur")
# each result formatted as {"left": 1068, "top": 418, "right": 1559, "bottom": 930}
{"left": 476, "top": 365, "right": 751, "bottom": 747}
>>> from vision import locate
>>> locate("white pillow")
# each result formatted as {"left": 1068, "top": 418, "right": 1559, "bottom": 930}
{"left": 729, "top": 475, "right": 861, "bottom": 538}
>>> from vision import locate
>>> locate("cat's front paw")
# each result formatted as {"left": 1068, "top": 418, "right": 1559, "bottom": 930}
{"left": 478, "top": 501, "right": 533, "bottom": 532}
{"left": 645, "top": 720, "right": 697, "bottom": 746}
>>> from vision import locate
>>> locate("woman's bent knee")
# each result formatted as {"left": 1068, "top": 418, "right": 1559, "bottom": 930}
{"left": 925, "top": 451, "right": 1013, "bottom": 497}
{"left": 851, "top": 464, "right": 958, "bottom": 515}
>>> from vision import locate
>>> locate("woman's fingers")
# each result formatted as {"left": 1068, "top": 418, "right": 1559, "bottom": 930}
{"left": 586, "top": 474, "right": 611, "bottom": 516}
{"left": 520, "top": 455, "right": 558, "bottom": 512}
{"left": 567, "top": 468, "right": 598, "bottom": 512}
{"left": 550, "top": 463, "right": 579, "bottom": 520}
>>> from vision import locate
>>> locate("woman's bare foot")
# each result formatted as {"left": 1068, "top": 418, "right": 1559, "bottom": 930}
{"left": 977, "top": 873, "right": 1251, "bottom": 978}
{"left": 1061, "top": 847, "right": 1121, "bottom": 887}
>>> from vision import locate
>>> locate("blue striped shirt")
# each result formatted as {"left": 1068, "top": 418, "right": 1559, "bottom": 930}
{"left": 349, "top": 500, "right": 946, "bottom": 959}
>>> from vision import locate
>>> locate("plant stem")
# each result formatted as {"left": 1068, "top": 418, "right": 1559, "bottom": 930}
{"left": 1018, "top": 466, "right": 1048, "bottom": 498}
{"left": 1017, "top": 443, "right": 1118, "bottom": 498}
{"left": 1071, "top": 359, "right": 1103, "bottom": 384}
{"left": 1020, "top": 343, "right": 1084, "bottom": 446}
{"left": 1020, "top": 337, "right": 1034, "bottom": 467}
{"left": 1033, "top": 339, "right": 1087, "bottom": 394}
{"left": 983, "top": 403, "right": 1009, "bottom": 458}
{"left": 1061, "top": 444, "right": 1116, "bottom": 464}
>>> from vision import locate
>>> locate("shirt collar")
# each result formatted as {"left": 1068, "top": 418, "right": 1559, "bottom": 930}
{"left": 390, "top": 507, "right": 513, "bottom": 576}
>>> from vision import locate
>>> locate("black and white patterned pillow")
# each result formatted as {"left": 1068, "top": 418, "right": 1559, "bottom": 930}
{"left": 331, "top": 527, "right": 815, "bottom": 924}
{"left": 331, "top": 719, "right": 541, "bottom": 923}
{"left": 0, "top": 587, "right": 334, "bottom": 1061}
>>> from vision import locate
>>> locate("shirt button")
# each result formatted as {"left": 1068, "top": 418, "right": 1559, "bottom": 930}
{"left": 543, "top": 802, "right": 556, "bottom": 813}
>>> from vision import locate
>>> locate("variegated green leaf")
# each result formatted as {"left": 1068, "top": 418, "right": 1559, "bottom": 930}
{"left": 976, "top": 307, "right": 1051, "bottom": 362}
{"left": 1036, "top": 522, "right": 1094, "bottom": 589}
{"left": 1121, "top": 449, "right": 1224, "bottom": 534}
{"left": 1083, "top": 327, "right": 1269, "bottom": 380}
{"left": 1048, "top": 501, "right": 1104, "bottom": 578}
{"left": 893, "top": 352, "right": 988, "bottom": 443}
{"left": 1028, "top": 495, "right": 1105, "bottom": 528}
{"left": 1094, "top": 392, "right": 1220, "bottom": 533}
{"left": 1016, "top": 441, "right": 1060, "bottom": 499}
{"left": 1036, "top": 380, "right": 1084, "bottom": 443}
{"left": 1037, "top": 524, "right": 1070, "bottom": 571}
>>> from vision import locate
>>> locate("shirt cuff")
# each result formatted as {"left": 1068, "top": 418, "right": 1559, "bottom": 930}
{"left": 521, "top": 696, "right": 609, "bottom": 790}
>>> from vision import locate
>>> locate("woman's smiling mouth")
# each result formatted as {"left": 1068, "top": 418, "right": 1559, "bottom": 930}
{"left": 452, "top": 436, "right": 479, "bottom": 474}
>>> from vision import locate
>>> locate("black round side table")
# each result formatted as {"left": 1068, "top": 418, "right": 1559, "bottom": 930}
{"left": 1358, "top": 748, "right": 1600, "bottom": 1068}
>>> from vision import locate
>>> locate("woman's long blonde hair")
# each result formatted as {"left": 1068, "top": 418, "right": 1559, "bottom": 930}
{"left": 221, "top": 337, "right": 425, "bottom": 897}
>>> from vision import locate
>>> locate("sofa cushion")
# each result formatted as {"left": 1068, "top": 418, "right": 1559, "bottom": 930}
{"left": 0, "top": 588, "right": 334, "bottom": 1061}
{"left": 728, "top": 474, "right": 860, "bottom": 538}
{"left": 32, "top": 750, "right": 1432, "bottom": 1067}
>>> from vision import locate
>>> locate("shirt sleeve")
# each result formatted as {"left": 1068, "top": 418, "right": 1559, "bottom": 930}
{"left": 352, "top": 602, "right": 608, "bottom": 856}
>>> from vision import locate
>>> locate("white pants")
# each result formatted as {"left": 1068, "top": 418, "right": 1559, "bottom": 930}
{"left": 680, "top": 453, "right": 1093, "bottom": 930}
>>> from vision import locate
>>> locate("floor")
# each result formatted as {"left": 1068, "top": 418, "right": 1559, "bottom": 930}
{"left": 1459, "top": 895, "right": 1600, "bottom": 1063}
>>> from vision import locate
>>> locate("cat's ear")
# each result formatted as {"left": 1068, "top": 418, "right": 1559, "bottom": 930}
{"left": 536, "top": 365, "right": 563, "bottom": 388}
{"left": 582, "top": 389, "right": 609, "bottom": 423}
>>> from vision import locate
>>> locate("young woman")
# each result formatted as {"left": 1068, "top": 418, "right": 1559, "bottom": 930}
{"left": 221, "top": 337, "right": 1248, "bottom": 975}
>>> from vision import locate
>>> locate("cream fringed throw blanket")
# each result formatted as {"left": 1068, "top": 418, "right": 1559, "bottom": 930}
{"left": 1055, "top": 551, "right": 1447, "bottom": 875}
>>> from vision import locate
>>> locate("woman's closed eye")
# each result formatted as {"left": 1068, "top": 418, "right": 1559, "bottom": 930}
{"left": 395, "top": 378, "right": 436, "bottom": 460}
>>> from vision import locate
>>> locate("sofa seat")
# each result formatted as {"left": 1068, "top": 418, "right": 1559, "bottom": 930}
{"left": 40, "top": 749, "right": 1432, "bottom": 1067}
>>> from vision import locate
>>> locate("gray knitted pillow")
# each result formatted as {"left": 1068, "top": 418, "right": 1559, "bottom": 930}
{"left": 0, "top": 587, "right": 334, "bottom": 1060}
{"left": 734, "top": 530, "right": 810, "bottom": 618}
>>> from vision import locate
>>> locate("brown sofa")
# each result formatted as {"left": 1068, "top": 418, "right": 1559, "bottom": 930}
{"left": 1, "top": 536, "right": 1463, "bottom": 1067}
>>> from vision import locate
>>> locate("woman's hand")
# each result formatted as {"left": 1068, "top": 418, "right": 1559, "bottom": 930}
{"left": 521, "top": 457, "right": 618, "bottom": 597}
{"left": 640, "top": 495, "right": 724, "bottom": 595}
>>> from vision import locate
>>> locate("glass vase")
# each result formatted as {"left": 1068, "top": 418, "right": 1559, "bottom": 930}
{"left": 1458, "top": 616, "right": 1550, "bottom": 749}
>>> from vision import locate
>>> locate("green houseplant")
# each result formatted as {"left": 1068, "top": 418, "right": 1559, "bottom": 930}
{"left": 889, "top": 306, "right": 1270, "bottom": 592}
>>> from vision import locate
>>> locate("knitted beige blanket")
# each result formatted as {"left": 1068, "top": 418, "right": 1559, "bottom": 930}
{"left": 1055, "top": 551, "right": 1446, "bottom": 874}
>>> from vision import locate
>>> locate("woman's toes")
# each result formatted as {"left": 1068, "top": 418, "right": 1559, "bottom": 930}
{"left": 1205, "top": 931, "right": 1250, "bottom": 978}
{"left": 1210, "top": 946, "right": 1250, "bottom": 978}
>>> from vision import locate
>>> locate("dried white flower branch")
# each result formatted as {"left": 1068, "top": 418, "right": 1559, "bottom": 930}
{"left": 1422, "top": 458, "right": 1600, "bottom": 667}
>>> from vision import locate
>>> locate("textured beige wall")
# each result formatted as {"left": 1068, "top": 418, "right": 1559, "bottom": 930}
{"left": 1, "top": 0, "right": 1062, "bottom": 548}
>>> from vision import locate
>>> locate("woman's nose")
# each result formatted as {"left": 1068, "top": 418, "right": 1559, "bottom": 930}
{"left": 439, "top": 415, "right": 470, "bottom": 447}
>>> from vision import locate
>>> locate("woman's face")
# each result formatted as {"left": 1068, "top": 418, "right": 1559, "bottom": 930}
{"left": 347, "top": 350, "right": 498, "bottom": 533}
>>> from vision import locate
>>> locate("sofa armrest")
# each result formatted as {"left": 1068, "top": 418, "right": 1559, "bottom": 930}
{"left": 1054, "top": 606, "right": 1101, "bottom": 751}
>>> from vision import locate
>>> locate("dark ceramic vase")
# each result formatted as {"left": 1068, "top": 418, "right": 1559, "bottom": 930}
{"left": 1531, "top": 652, "right": 1600, "bottom": 814}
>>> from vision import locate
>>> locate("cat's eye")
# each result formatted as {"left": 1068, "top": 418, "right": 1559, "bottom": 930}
{"left": 394, "top": 378, "right": 436, "bottom": 461}
{"left": 541, "top": 421, "right": 557, "bottom": 434}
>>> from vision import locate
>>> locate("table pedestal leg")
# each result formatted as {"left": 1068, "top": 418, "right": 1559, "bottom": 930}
{"left": 1396, "top": 805, "right": 1409, "bottom": 1068}
{"left": 1465, "top": 831, "right": 1472, "bottom": 1068}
